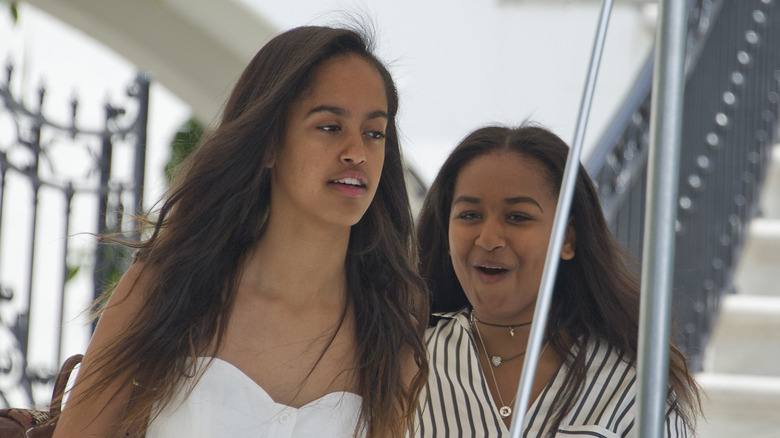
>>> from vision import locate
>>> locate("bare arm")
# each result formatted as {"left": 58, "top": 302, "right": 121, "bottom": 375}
{"left": 53, "top": 262, "right": 151, "bottom": 437}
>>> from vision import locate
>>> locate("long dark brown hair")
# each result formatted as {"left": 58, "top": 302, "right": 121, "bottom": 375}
{"left": 416, "top": 124, "right": 700, "bottom": 434}
{"left": 68, "top": 25, "right": 429, "bottom": 437}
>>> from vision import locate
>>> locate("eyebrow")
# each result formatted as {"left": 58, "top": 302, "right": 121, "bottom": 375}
{"left": 307, "top": 105, "right": 388, "bottom": 120}
{"left": 452, "top": 195, "right": 543, "bottom": 213}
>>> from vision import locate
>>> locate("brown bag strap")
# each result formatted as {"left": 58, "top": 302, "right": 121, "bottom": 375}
{"left": 49, "top": 354, "right": 84, "bottom": 417}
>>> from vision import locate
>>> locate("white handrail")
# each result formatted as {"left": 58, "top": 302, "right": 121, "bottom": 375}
{"left": 508, "top": 0, "right": 614, "bottom": 436}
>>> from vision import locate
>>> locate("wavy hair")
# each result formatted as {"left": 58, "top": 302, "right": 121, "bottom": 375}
{"left": 68, "top": 25, "right": 428, "bottom": 437}
{"left": 416, "top": 124, "right": 700, "bottom": 434}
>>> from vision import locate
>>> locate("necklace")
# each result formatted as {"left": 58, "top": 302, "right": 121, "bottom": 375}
{"left": 470, "top": 311, "right": 526, "bottom": 366}
{"left": 471, "top": 309, "right": 548, "bottom": 419}
{"left": 472, "top": 311, "right": 531, "bottom": 337}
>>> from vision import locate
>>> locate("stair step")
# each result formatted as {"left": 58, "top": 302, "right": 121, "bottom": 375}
{"left": 703, "top": 294, "right": 780, "bottom": 375}
{"left": 695, "top": 373, "right": 780, "bottom": 438}
{"left": 759, "top": 146, "right": 780, "bottom": 219}
{"left": 732, "top": 218, "right": 780, "bottom": 297}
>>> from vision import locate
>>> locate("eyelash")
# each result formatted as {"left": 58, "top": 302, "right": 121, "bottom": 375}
{"left": 508, "top": 214, "right": 531, "bottom": 223}
{"left": 317, "top": 125, "right": 385, "bottom": 140}
{"left": 456, "top": 211, "right": 481, "bottom": 220}
{"left": 454, "top": 212, "right": 531, "bottom": 222}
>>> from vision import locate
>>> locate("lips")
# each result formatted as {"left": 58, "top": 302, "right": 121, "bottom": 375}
{"left": 477, "top": 266, "right": 508, "bottom": 275}
{"left": 329, "top": 170, "right": 367, "bottom": 187}
{"left": 473, "top": 262, "right": 512, "bottom": 281}
{"left": 329, "top": 171, "right": 368, "bottom": 197}
{"left": 331, "top": 177, "right": 365, "bottom": 188}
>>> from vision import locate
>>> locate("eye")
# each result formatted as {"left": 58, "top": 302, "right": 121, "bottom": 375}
{"left": 318, "top": 125, "right": 341, "bottom": 132}
{"left": 454, "top": 211, "right": 481, "bottom": 221}
{"left": 508, "top": 213, "right": 532, "bottom": 223}
{"left": 364, "top": 130, "right": 385, "bottom": 140}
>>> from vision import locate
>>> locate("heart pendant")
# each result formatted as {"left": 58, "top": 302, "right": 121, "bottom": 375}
{"left": 491, "top": 356, "right": 502, "bottom": 367}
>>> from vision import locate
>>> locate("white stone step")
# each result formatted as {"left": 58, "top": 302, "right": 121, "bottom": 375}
{"left": 759, "top": 146, "right": 780, "bottom": 219}
{"left": 702, "top": 294, "right": 780, "bottom": 376}
{"left": 695, "top": 373, "right": 780, "bottom": 438}
{"left": 732, "top": 218, "right": 780, "bottom": 297}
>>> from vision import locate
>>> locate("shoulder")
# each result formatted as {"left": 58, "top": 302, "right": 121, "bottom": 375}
{"left": 424, "top": 309, "right": 471, "bottom": 344}
{"left": 52, "top": 262, "right": 158, "bottom": 437}
{"left": 543, "top": 338, "right": 689, "bottom": 437}
{"left": 426, "top": 308, "right": 470, "bottom": 331}
{"left": 86, "top": 261, "right": 159, "bottom": 360}
{"left": 100, "top": 261, "right": 156, "bottom": 320}
{"left": 569, "top": 338, "right": 639, "bottom": 408}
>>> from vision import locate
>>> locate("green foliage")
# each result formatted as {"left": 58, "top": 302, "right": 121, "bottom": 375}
{"left": 102, "top": 244, "right": 128, "bottom": 287}
{"left": 65, "top": 263, "right": 80, "bottom": 282}
{"left": 165, "top": 117, "right": 205, "bottom": 184}
{"left": 64, "top": 117, "right": 204, "bottom": 292}
{"left": 0, "top": 0, "right": 19, "bottom": 23}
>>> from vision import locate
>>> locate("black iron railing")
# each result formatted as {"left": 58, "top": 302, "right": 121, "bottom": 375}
{"left": 587, "top": 0, "right": 779, "bottom": 371}
{"left": 0, "top": 66, "right": 148, "bottom": 407}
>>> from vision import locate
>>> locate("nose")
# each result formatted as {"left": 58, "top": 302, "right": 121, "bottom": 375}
{"left": 340, "top": 131, "right": 367, "bottom": 166}
{"left": 475, "top": 217, "right": 505, "bottom": 252}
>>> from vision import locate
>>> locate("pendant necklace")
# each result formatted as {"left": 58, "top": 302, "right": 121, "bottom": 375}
{"left": 472, "top": 310, "right": 532, "bottom": 337}
{"left": 470, "top": 310, "right": 530, "bottom": 367}
{"left": 470, "top": 309, "right": 548, "bottom": 419}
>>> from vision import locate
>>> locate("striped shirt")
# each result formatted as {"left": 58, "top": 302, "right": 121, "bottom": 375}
{"left": 415, "top": 309, "right": 689, "bottom": 437}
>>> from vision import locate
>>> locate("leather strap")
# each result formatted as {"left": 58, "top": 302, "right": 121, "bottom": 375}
{"left": 49, "top": 354, "right": 84, "bottom": 417}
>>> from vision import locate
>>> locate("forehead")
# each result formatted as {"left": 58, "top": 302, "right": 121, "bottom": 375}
{"left": 298, "top": 54, "right": 386, "bottom": 105}
{"left": 453, "top": 151, "right": 556, "bottom": 199}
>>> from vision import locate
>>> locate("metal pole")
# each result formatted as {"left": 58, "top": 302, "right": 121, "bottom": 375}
{"left": 509, "top": 0, "right": 614, "bottom": 435}
{"left": 636, "top": 0, "right": 688, "bottom": 436}
{"left": 132, "top": 72, "right": 150, "bottom": 222}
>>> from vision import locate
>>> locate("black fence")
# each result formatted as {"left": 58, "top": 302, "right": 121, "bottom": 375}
{"left": 0, "top": 65, "right": 148, "bottom": 406}
{"left": 586, "top": 0, "right": 779, "bottom": 371}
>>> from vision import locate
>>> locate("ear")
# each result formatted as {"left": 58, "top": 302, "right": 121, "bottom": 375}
{"left": 560, "top": 218, "right": 576, "bottom": 260}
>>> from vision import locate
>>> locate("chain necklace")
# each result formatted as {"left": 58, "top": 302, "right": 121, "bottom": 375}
{"left": 470, "top": 311, "right": 528, "bottom": 366}
{"left": 470, "top": 309, "right": 547, "bottom": 419}
{"left": 472, "top": 312, "right": 532, "bottom": 337}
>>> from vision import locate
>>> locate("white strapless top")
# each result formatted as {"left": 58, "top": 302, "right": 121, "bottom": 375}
{"left": 145, "top": 358, "right": 363, "bottom": 438}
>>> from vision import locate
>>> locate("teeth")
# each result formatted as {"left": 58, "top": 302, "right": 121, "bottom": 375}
{"left": 478, "top": 266, "right": 506, "bottom": 274}
{"left": 334, "top": 178, "right": 362, "bottom": 186}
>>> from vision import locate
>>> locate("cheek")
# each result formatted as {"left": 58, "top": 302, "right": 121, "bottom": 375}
{"left": 447, "top": 227, "right": 470, "bottom": 270}
{"left": 371, "top": 148, "right": 385, "bottom": 174}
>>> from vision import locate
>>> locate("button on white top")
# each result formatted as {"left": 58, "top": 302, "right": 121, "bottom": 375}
{"left": 145, "top": 358, "right": 363, "bottom": 437}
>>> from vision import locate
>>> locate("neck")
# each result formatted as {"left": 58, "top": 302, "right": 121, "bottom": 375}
{"left": 241, "top": 214, "right": 352, "bottom": 308}
{"left": 471, "top": 310, "right": 530, "bottom": 362}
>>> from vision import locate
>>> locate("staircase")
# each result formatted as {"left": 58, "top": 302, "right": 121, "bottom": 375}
{"left": 696, "top": 144, "right": 780, "bottom": 437}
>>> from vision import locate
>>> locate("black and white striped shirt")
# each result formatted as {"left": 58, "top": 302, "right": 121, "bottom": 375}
{"left": 415, "top": 309, "right": 689, "bottom": 437}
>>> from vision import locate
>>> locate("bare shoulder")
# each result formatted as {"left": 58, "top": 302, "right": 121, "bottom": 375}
{"left": 99, "top": 261, "right": 154, "bottom": 324}
{"left": 52, "top": 261, "right": 157, "bottom": 438}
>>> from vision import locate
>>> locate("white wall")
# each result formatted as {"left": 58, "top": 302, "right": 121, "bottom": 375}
{"left": 251, "top": 0, "right": 657, "bottom": 182}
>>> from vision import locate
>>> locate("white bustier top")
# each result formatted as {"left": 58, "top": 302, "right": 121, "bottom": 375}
{"left": 145, "top": 358, "right": 363, "bottom": 438}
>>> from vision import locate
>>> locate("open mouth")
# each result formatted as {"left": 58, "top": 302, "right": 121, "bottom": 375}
{"left": 331, "top": 177, "right": 366, "bottom": 188}
{"left": 476, "top": 265, "right": 508, "bottom": 276}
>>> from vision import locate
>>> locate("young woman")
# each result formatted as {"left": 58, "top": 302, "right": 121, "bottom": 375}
{"left": 415, "top": 125, "right": 700, "bottom": 437}
{"left": 52, "top": 25, "right": 428, "bottom": 438}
